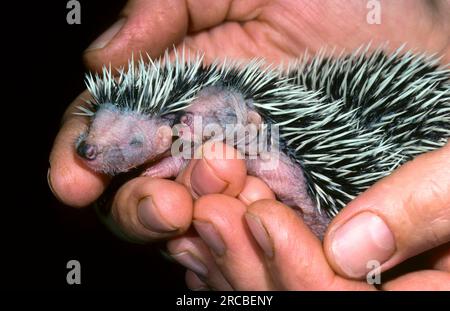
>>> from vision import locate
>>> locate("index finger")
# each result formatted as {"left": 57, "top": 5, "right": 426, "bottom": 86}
{"left": 49, "top": 90, "right": 110, "bottom": 207}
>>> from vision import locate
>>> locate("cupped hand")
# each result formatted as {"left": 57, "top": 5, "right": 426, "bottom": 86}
{"left": 49, "top": 0, "right": 450, "bottom": 266}
{"left": 167, "top": 143, "right": 450, "bottom": 290}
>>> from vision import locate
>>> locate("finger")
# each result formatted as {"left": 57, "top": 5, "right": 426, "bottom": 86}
{"left": 238, "top": 176, "right": 275, "bottom": 205}
{"left": 185, "top": 270, "right": 210, "bottom": 291}
{"left": 324, "top": 143, "right": 450, "bottom": 279}
{"left": 167, "top": 235, "right": 233, "bottom": 290}
{"left": 176, "top": 141, "right": 247, "bottom": 198}
{"left": 111, "top": 177, "right": 192, "bottom": 241}
{"left": 83, "top": 0, "right": 238, "bottom": 71}
{"left": 193, "top": 194, "right": 274, "bottom": 290}
{"left": 427, "top": 242, "right": 450, "bottom": 272}
{"left": 49, "top": 90, "right": 110, "bottom": 207}
{"left": 381, "top": 270, "right": 450, "bottom": 291}
{"left": 245, "top": 200, "right": 374, "bottom": 290}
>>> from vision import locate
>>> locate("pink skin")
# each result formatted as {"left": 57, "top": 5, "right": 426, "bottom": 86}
{"left": 246, "top": 153, "right": 330, "bottom": 237}
{"left": 76, "top": 105, "right": 173, "bottom": 174}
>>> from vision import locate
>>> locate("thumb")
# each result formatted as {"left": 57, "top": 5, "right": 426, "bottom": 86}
{"left": 324, "top": 143, "right": 450, "bottom": 279}
{"left": 83, "top": 0, "right": 233, "bottom": 72}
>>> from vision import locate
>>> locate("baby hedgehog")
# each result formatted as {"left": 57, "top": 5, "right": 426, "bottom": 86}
{"left": 75, "top": 47, "right": 450, "bottom": 238}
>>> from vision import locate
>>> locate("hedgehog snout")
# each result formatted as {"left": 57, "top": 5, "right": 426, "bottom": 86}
{"left": 77, "top": 141, "right": 98, "bottom": 161}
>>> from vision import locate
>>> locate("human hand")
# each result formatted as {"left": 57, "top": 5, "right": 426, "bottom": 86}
{"left": 82, "top": 0, "right": 450, "bottom": 70}
{"left": 49, "top": 0, "right": 449, "bottom": 249}
{"left": 323, "top": 142, "right": 450, "bottom": 289}
{"left": 167, "top": 143, "right": 450, "bottom": 290}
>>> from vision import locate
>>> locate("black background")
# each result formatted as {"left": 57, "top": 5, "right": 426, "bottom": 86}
{"left": 5, "top": 0, "right": 185, "bottom": 290}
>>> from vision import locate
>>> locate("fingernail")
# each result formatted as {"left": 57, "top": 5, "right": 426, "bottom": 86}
{"left": 171, "top": 251, "right": 208, "bottom": 277}
{"left": 193, "top": 220, "right": 226, "bottom": 256}
{"left": 86, "top": 18, "right": 126, "bottom": 51}
{"left": 47, "top": 167, "right": 55, "bottom": 195}
{"left": 244, "top": 213, "right": 274, "bottom": 258}
{"left": 47, "top": 167, "right": 61, "bottom": 201}
{"left": 137, "top": 197, "right": 177, "bottom": 233}
{"left": 191, "top": 160, "right": 228, "bottom": 196}
{"left": 191, "top": 286, "right": 210, "bottom": 291}
{"left": 330, "top": 212, "right": 396, "bottom": 279}
{"left": 159, "top": 249, "right": 176, "bottom": 263}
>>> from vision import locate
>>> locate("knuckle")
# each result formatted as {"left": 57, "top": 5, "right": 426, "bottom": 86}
{"left": 402, "top": 174, "right": 450, "bottom": 246}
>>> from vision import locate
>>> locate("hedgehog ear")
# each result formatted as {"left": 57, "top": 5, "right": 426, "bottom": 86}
{"left": 155, "top": 125, "right": 173, "bottom": 153}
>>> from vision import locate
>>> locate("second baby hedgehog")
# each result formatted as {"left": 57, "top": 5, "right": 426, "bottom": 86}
{"left": 74, "top": 47, "right": 450, "bottom": 238}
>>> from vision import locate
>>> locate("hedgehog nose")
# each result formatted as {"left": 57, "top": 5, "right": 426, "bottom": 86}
{"left": 77, "top": 141, "right": 98, "bottom": 161}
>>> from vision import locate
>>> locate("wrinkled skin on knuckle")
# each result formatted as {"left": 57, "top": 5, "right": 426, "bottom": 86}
{"left": 392, "top": 150, "right": 450, "bottom": 249}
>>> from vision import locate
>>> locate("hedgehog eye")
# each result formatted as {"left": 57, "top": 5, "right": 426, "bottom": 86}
{"left": 129, "top": 137, "right": 143, "bottom": 147}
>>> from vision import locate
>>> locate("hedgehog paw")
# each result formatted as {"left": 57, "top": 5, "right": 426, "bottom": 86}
{"left": 142, "top": 156, "right": 187, "bottom": 179}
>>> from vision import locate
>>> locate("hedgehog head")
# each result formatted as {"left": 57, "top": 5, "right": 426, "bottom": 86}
{"left": 74, "top": 53, "right": 213, "bottom": 174}
{"left": 76, "top": 103, "right": 173, "bottom": 174}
